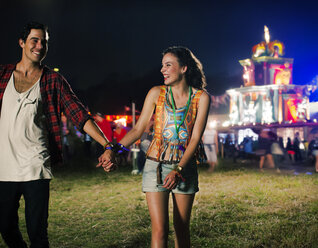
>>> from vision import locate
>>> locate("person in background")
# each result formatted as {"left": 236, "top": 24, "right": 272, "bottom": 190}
{"left": 308, "top": 133, "right": 318, "bottom": 173}
{"left": 137, "top": 119, "right": 154, "bottom": 174}
{"left": 286, "top": 137, "right": 295, "bottom": 163}
{"left": 99, "top": 46, "right": 210, "bottom": 248}
{"left": 113, "top": 122, "right": 127, "bottom": 143}
{"left": 278, "top": 137, "right": 285, "bottom": 151}
{"left": 243, "top": 136, "right": 253, "bottom": 159}
{"left": 223, "top": 134, "right": 233, "bottom": 159}
{"left": 202, "top": 120, "right": 218, "bottom": 172}
{"left": 293, "top": 132, "right": 302, "bottom": 162}
{"left": 94, "top": 113, "right": 113, "bottom": 142}
{"left": 258, "top": 129, "right": 275, "bottom": 172}
{"left": 0, "top": 21, "right": 114, "bottom": 248}
{"left": 270, "top": 134, "right": 284, "bottom": 172}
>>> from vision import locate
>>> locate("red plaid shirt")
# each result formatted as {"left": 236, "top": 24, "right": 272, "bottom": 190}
{"left": 0, "top": 64, "right": 91, "bottom": 164}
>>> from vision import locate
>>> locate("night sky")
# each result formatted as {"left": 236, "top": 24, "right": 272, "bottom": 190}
{"left": 1, "top": 0, "right": 318, "bottom": 113}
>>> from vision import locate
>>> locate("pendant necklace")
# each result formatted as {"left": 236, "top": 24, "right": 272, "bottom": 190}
{"left": 169, "top": 86, "right": 192, "bottom": 152}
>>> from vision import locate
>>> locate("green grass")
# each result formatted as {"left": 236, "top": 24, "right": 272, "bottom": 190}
{"left": 1, "top": 158, "right": 317, "bottom": 248}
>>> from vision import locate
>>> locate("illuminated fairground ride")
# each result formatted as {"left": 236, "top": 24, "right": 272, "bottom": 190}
{"left": 225, "top": 26, "right": 317, "bottom": 145}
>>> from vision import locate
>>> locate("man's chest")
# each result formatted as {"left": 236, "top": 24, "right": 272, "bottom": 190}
{"left": 13, "top": 71, "right": 42, "bottom": 93}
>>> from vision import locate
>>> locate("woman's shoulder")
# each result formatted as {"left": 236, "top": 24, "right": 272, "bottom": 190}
{"left": 148, "top": 85, "right": 166, "bottom": 97}
{"left": 195, "top": 89, "right": 210, "bottom": 104}
{"left": 150, "top": 85, "right": 164, "bottom": 92}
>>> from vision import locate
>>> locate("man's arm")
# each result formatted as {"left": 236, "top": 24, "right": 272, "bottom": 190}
{"left": 83, "top": 119, "right": 109, "bottom": 147}
{"left": 56, "top": 73, "right": 114, "bottom": 170}
{"left": 97, "top": 86, "right": 160, "bottom": 172}
{"left": 83, "top": 119, "right": 116, "bottom": 172}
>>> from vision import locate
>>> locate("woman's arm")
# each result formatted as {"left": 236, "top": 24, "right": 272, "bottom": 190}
{"left": 119, "top": 86, "right": 160, "bottom": 147}
{"left": 97, "top": 86, "right": 160, "bottom": 171}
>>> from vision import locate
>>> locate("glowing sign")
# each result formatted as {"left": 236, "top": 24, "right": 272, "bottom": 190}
{"left": 285, "top": 98, "right": 305, "bottom": 122}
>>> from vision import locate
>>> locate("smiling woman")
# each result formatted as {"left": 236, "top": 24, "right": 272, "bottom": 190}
{"left": 100, "top": 46, "right": 210, "bottom": 248}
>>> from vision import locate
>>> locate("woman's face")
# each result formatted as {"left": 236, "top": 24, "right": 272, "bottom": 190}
{"left": 161, "top": 53, "right": 186, "bottom": 86}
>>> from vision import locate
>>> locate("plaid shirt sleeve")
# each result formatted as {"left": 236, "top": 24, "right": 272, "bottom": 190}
{"left": 40, "top": 66, "right": 92, "bottom": 164}
{"left": 0, "top": 64, "right": 15, "bottom": 112}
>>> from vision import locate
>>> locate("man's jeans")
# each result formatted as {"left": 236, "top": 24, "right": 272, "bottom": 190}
{"left": 0, "top": 180, "right": 50, "bottom": 248}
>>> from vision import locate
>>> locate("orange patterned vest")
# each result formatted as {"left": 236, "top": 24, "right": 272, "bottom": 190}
{"left": 146, "top": 85, "right": 204, "bottom": 163}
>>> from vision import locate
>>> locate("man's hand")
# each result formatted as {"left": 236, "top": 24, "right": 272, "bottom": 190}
{"left": 96, "top": 150, "right": 116, "bottom": 172}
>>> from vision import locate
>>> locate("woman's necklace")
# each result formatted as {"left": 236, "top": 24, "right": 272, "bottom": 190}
{"left": 169, "top": 86, "right": 192, "bottom": 152}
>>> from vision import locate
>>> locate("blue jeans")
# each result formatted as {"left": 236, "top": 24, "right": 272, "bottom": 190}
{"left": 142, "top": 159, "right": 199, "bottom": 194}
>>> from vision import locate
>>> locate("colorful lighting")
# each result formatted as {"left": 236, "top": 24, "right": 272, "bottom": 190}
{"left": 264, "top": 25, "right": 270, "bottom": 44}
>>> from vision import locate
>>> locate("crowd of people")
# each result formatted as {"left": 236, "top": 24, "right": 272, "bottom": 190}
{"left": 220, "top": 129, "right": 318, "bottom": 173}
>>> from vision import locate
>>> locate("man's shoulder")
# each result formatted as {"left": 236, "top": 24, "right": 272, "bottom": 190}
{"left": 0, "top": 64, "right": 15, "bottom": 82}
{"left": 43, "top": 65, "right": 60, "bottom": 76}
{"left": 42, "top": 65, "right": 67, "bottom": 82}
{"left": 0, "top": 64, "right": 15, "bottom": 72}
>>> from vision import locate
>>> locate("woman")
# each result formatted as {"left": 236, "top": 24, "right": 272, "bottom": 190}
{"left": 202, "top": 120, "right": 218, "bottom": 172}
{"left": 286, "top": 137, "right": 295, "bottom": 163}
{"left": 258, "top": 129, "right": 275, "bottom": 171}
{"left": 98, "top": 46, "right": 210, "bottom": 247}
{"left": 308, "top": 133, "right": 318, "bottom": 173}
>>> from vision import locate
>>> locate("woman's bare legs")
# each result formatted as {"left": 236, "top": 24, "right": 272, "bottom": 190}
{"left": 146, "top": 192, "right": 170, "bottom": 248}
{"left": 259, "top": 155, "right": 265, "bottom": 170}
{"left": 266, "top": 154, "right": 275, "bottom": 168}
{"left": 259, "top": 154, "right": 275, "bottom": 171}
{"left": 172, "top": 193, "right": 195, "bottom": 248}
{"left": 207, "top": 161, "right": 217, "bottom": 172}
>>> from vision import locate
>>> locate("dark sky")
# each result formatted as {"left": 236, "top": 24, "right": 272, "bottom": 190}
{"left": 1, "top": 0, "right": 318, "bottom": 100}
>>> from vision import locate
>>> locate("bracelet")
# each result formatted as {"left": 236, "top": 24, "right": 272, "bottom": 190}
{"left": 174, "top": 165, "right": 183, "bottom": 174}
{"left": 105, "top": 142, "right": 130, "bottom": 155}
{"left": 173, "top": 165, "right": 185, "bottom": 182}
{"left": 103, "top": 141, "right": 111, "bottom": 150}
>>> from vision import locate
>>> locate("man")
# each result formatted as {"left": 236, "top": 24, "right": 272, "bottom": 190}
{"left": 0, "top": 21, "right": 113, "bottom": 248}
{"left": 293, "top": 132, "right": 302, "bottom": 162}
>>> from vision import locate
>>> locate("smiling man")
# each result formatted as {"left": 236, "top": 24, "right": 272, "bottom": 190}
{"left": 0, "top": 21, "right": 114, "bottom": 248}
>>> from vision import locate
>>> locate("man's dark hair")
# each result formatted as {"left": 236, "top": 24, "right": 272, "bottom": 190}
{"left": 19, "top": 21, "right": 49, "bottom": 42}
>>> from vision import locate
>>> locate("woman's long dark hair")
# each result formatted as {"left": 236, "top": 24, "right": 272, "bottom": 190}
{"left": 162, "top": 46, "right": 207, "bottom": 89}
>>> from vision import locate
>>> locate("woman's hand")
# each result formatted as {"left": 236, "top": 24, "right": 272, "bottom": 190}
{"left": 163, "top": 171, "right": 180, "bottom": 190}
{"left": 96, "top": 149, "right": 116, "bottom": 172}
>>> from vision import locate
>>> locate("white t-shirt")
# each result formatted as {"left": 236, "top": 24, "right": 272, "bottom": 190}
{"left": 0, "top": 74, "right": 52, "bottom": 181}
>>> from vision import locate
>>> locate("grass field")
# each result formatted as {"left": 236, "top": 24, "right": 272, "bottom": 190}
{"left": 0, "top": 158, "right": 317, "bottom": 248}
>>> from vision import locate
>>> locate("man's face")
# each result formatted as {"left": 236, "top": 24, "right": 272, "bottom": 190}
{"left": 20, "top": 29, "right": 48, "bottom": 64}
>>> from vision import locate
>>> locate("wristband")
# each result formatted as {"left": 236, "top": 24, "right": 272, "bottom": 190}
{"left": 175, "top": 165, "right": 183, "bottom": 174}
{"left": 103, "top": 142, "right": 111, "bottom": 150}
{"left": 105, "top": 142, "right": 130, "bottom": 155}
{"left": 174, "top": 165, "right": 185, "bottom": 182}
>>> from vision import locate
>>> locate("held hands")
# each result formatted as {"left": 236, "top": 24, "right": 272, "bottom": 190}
{"left": 96, "top": 142, "right": 129, "bottom": 172}
{"left": 96, "top": 149, "right": 116, "bottom": 172}
{"left": 163, "top": 170, "right": 180, "bottom": 190}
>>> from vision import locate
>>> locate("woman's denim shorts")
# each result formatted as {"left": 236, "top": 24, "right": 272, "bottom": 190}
{"left": 142, "top": 159, "right": 199, "bottom": 194}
